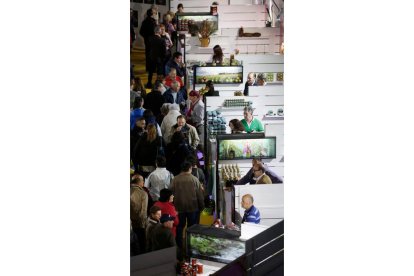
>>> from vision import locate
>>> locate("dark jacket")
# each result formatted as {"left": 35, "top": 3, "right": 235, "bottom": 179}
{"left": 139, "top": 17, "right": 156, "bottom": 40}
{"left": 148, "top": 35, "right": 166, "bottom": 62}
{"left": 166, "top": 142, "right": 192, "bottom": 176}
{"left": 133, "top": 133, "right": 162, "bottom": 167}
{"left": 150, "top": 224, "right": 176, "bottom": 251}
{"left": 170, "top": 173, "right": 205, "bottom": 213}
{"left": 144, "top": 90, "right": 165, "bottom": 117}
{"left": 163, "top": 88, "right": 186, "bottom": 106}
{"left": 165, "top": 59, "right": 186, "bottom": 78}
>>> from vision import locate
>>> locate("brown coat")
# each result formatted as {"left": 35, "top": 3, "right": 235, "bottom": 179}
{"left": 169, "top": 172, "right": 205, "bottom": 213}
{"left": 256, "top": 174, "right": 272, "bottom": 184}
{"left": 130, "top": 185, "right": 148, "bottom": 229}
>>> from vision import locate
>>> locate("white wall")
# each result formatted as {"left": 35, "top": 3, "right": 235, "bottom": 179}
{"left": 235, "top": 184, "right": 284, "bottom": 226}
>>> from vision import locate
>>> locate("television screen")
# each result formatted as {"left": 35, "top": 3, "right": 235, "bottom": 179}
{"left": 188, "top": 232, "right": 245, "bottom": 264}
{"left": 194, "top": 66, "right": 243, "bottom": 84}
{"left": 218, "top": 137, "right": 276, "bottom": 160}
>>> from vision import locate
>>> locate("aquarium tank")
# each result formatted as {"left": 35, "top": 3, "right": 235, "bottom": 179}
{"left": 188, "top": 232, "right": 245, "bottom": 264}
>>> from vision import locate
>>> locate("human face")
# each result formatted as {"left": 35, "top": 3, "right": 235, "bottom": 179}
{"left": 229, "top": 122, "right": 234, "bottom": 131}
{"left": 253, "top": 165, "right": 262, "bottom": 177}
{"left": 153, "top": 210, "right": 161, "bottom": 221}
{"left": 177, "top": 118, "right": 186, "bottom": 128}
{"left": 189, "top": 95, "right": 198, "bottom": 103}
{"left": 160, "top": 26, "right": 166, "bottom": 34}
{"left": 243, "top": 111, "right": 253, "bottom": 122}
{"left": 257, "top": 78, "right": 265, "bottom": 86}
{"left": 247, "top": 73, "right": 255, "bottom": 85}
{"left": 163, "top": 220, "right": 173, "bottom": 228}
{"left": 172, "top": 83, "right": 180, "bottom": 92}
{"left": 136, "top": 119, "right": 146, "bottom": 129}
{"left": 175, "top": 55, "right": 183, "bottom": 64}
{"left": 169, "top": 194, "right": 174, "bottom": 203}
{"left": 241, "top": 197, "right": 251, "bottom": 210}
{"left": 169, "top": 70, "right": 177, "bottom": 79}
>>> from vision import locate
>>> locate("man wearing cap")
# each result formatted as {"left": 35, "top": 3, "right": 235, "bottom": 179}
{"left": 150, "top": 213, "right": 176, "bottom": 251}
{"left": 187, "top": 90, "right": 205, "bottom": 147}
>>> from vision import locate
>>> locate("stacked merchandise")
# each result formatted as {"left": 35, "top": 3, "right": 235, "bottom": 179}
{"left": 223, "top": 99, "right": 252, "bottom": 108}
{"left": 207, "top": 110, "right": 226, "bottom": 135}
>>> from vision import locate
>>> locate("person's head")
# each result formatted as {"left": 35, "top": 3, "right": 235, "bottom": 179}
{"left": 247, "top": 72, "right": 255, "bottom": 85}
{"left": 131, "top": 174, "right": 144, "bottom": 187}
{"left": 181, "top": 161, "right": 193, "bottom": 173}
{"left": 177, "top": 3, "right": 184, "bottom": 13}
{"left": 186, "top": 154, "right": 198, "bottom": 167}
{"left": 212, "top": 1, "right": 218, "bottom": 5}
{"left": 171, "top": 131, "right": 186, "bottom": 147}
{"left": 256, "top": 73, "right": 267, "bottom": 86}
{"left": 243, "top": 106, "right": 254, "bottom": 122}
{"left": 160, "top": 103, "right": 171, "bottom": 115}
{"left": 133, "top": 96, "right": 144, "bottom": 109}
{"left": 149, "top": 205, "right": 162, "bottom": 221}
{"left": 135, "top": 117, "right": 146, "bottom": 129}
{"left": 169, "top": 103, "right": 180, "bottom": 112}
{"left": 165, "top": 14, "right": 172, "bottom": 23}
{"left": 173, "top": 52, "right": 183, "bottom": 64}
{"left": 205, "top": 80, "right": 214, "bottom": 92}
{"left": 154, "top": 25, "right": 161, "bottom": 35}
{"left": 146, "top": 123, "right": 157, "bottom": 142}
{"left": 159, "top": 188, "right": 174, "bottom": 203}
{"left": 177, "top": 115, "right": 186, "bottom": 127}
{"left": 213, "top": 45, "right": 223, "bottom": 58}
{"left": 159, "top": 23, "right": 166, "bottom": 35}
{"left": 229, "top": 119, "right": 245, "bottom": 133}
{"left": 253, "top": 162, "right": 265, "bottom": 177}
{"left": 170, "top": 80, "right": 180, "bottom": 92}
{"left": 154, "top": 80, "right": 166, "bottom": 93}
{"left": 189, "top": 90, "right": 200, "bottom": 103}
{"left": 252, "top": 157, "right": 262, "bottom": 167}
{"left": 156, "top": 155, "right": 166, "bottom": 168}
{"left": 241, "top": 194, "right": 254, "bottom": 210}
{"left": 146, "top": 9, "right": 153, "bottom": 18}
{"left": 168, "top": 68, "right": 177, "bottom": 79}
{"left": 160, "top": 214, "right": 175, "bottom": 228}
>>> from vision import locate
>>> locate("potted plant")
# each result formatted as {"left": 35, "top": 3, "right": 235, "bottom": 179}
{"left": 198, "top": 20, "right": 215, "bottom": 47}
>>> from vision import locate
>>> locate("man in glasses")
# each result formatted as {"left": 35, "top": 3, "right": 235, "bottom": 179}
{"left": 236, "top": 157, "right": 283, "bottom": 185}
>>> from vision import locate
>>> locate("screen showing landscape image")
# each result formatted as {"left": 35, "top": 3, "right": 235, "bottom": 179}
{"left": 195, "top": 66, "right": 243, "bottom": 84}
{"left": 176, "top": 14, "right": 219, "bottom": 36}
{"left": 189, "top": 233, "right": 245, "bottom": 264}
{"left": 218, "top": 137, "right": 276, "bottom": 160}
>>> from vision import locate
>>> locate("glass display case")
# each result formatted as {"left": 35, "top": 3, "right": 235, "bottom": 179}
{"left": 194, "top": 65, "right": 243, "bottom": 85}
{"left": 217, "top": 136, "right": 277, "bottom": 160}
{"left": 176, "top": 12, "right": 219, "bottom": 36}
{"left": 187, "top": 225, "right": 245, "bottom": 264}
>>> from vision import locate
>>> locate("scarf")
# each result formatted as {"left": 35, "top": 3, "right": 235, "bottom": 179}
{"left": 186, "top": 99, "right": 200, "bottom": 118}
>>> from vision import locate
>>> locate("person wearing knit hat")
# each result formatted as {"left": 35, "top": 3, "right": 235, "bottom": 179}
{"left": 149, "top": 213, "right": 176, "bottom": 252}
{"left": 187, "top": 90, "right": 205, "bottom": 147}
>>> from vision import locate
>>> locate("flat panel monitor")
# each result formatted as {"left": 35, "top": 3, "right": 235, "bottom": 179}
{"left": 218, "top": 136, "right": 276, "bottom": 160}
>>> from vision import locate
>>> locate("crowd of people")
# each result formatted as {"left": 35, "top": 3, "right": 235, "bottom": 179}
{"left": 130, "top": 3, "right": 282, "bottom": 263}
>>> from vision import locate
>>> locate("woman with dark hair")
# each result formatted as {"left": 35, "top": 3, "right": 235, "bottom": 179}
{"left": 154, "top": 188, "right": 179, "bottom": 237}
{"left": 203, "top": 80, "right": 219, "bottom": 98}
{"left": 133, "top": 123, "right": 162, "bottom": 178}
{"left": 143, "top": 109, "right": 162, "bottom": 137}
{"left": 229, "top": 119, "right": 246, "bottom": 134}
{"left": 210, "top": 45, "right": 224, "bottom": 65}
